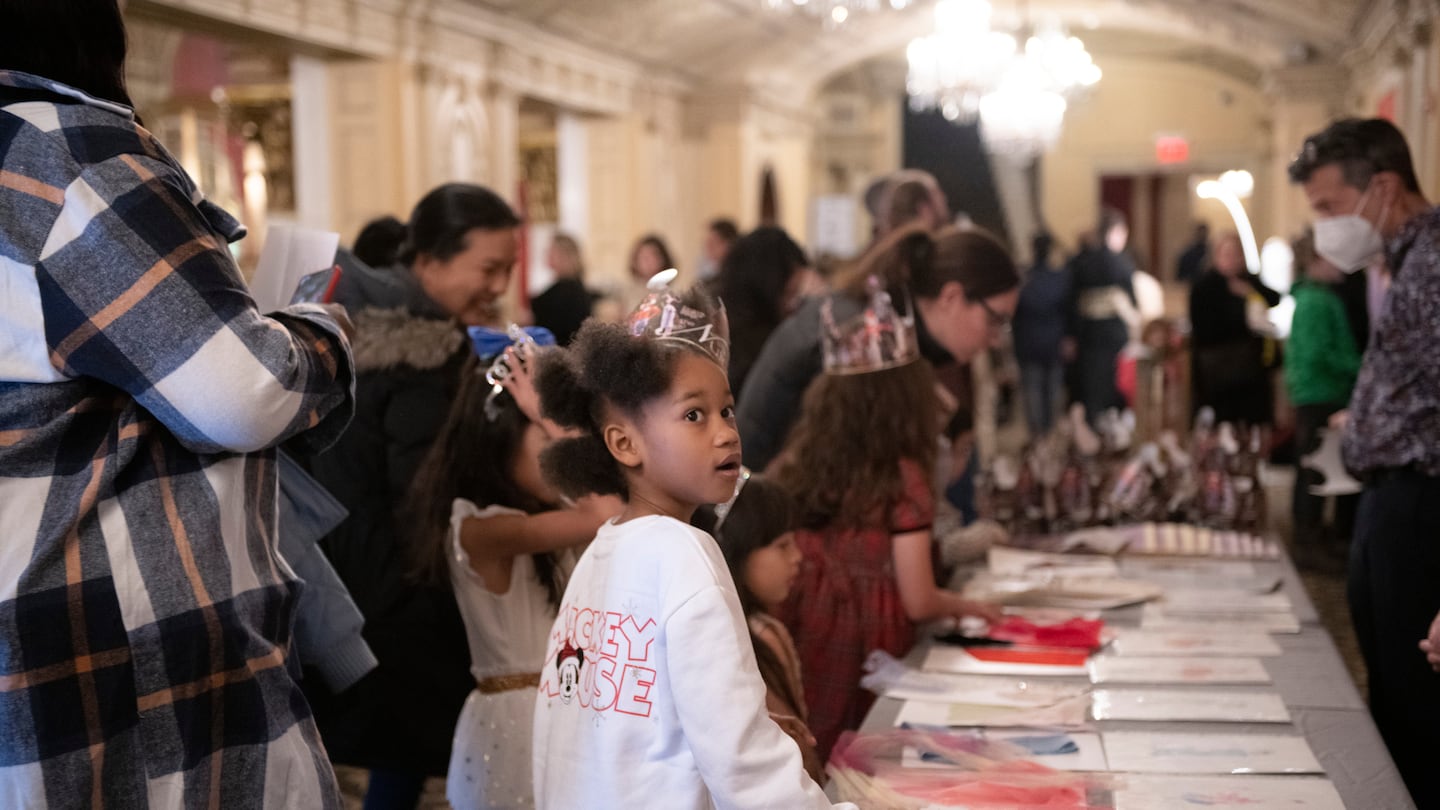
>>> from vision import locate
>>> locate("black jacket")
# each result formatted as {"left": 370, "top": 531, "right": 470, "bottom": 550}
{"left": 737, "top": 294, "right": 953, "bottom": 471}
{"left": 305, "top": 258, "right": 473, "bottom": 776}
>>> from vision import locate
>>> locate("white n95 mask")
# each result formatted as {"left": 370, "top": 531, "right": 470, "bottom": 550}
{"left": 1313, "top": 186, "right": 1386, "bottom": 273}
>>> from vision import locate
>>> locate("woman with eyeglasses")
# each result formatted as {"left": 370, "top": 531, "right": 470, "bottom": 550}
{"left": 737, "top": 224, "right": 1021, "bottom": 473}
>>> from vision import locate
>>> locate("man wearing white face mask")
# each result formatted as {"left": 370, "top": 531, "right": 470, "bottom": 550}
{"left": 1290, "top": 117, "right": 1439, "bottom": 808}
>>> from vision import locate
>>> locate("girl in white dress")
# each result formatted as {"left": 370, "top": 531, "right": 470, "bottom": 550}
{"left": 407, "top": 332, "right": 622, "bottom": 810}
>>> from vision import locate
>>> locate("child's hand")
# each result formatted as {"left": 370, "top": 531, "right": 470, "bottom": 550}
{"left": 770, "top": 713, "right": 826, "bottom": 785}
{"left": 1419, "top": 609, "right": 1440, "bottom": 672}
{"left": 499, "top": 345, "right": 544, "bottom": 425}
{"left": 956, "top": 598, "right": 1005, "bottom": 626}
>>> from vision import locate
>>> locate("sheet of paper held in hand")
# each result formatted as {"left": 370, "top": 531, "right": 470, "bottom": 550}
{"left": 248, "top": 223, "right": 340, "bottom": 312}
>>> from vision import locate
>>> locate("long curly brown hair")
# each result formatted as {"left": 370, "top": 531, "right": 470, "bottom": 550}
{"left": 773, "top": 360, "right": 939, "bottom": 530}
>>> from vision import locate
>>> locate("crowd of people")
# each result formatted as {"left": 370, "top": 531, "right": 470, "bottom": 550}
{"left": 5, "top": 4, "right": 1440, "bottom": 809}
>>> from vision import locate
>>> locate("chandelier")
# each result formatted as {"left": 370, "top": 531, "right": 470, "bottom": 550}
{"left": 906, "top": 0, "right": 1102, "bottom": 157}
{"left": 764, "top": 0, "right": 912, "bottom": 29}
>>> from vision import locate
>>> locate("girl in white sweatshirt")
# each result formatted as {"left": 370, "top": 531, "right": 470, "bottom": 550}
{"left": 530, "top": 283, "right": 852, "bottom": 809}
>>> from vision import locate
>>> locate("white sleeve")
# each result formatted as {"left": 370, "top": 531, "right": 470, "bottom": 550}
{"left": 665, "top": 585, "right": 855, "bottom": 810}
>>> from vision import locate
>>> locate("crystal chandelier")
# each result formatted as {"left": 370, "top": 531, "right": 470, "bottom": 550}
{"left": 906, "top": 0, "right": 1102, "bottom": 156}
{"left": 764, "top": 0, "right": 912, "bottom": 29}
{"left": 906, "top": 0, "right": 1014, "bottom": 122}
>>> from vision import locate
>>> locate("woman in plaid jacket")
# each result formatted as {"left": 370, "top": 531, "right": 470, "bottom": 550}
{"left": 0, "top": 3, "right": 356, "bottom": 807}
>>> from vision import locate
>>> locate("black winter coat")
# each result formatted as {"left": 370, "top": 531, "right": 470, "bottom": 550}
{"left": 305, "top": 261, "right": 474, "bottom": 777}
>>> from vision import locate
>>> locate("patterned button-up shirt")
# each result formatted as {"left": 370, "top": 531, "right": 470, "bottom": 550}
{"left": 1343, "top": 205, "right": 1440, "bottom": 477}
{"left": 0, "top": 70, "right": 354, "bottom": 807}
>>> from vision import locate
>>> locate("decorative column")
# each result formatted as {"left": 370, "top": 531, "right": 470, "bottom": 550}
{"left": 1262, "top": 63, "right": 1350, "bottom": 239}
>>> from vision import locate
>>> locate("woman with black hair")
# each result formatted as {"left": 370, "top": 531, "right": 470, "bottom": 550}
{"left": 737, "top": 224, "right": 1020, "bottom": 472}
{"left": 307, "top": 183, "right": 522, "bottom": 808}
{"left": 1, "top": 2, "right": 356, "bottom": 806}
{"left": 710, "top": 226, "right": 815, "bottom": 397}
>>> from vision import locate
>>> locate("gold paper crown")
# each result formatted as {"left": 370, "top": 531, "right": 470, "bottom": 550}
{"left": 625, "top": 269, "right": 730, "bottom": 368}
{"left": 820, "top": 275, "right": 920, "bottom": 375}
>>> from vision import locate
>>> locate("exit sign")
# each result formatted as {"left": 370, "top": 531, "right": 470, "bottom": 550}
{"left": 1156, "top": 135, "right": 1190, "bottom": 164}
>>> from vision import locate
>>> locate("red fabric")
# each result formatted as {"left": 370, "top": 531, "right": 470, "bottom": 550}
{"left": 966, "top": 646, "right": 1090, "bottom": 666}
{"left": 986, "top": 617, "right": 1105, "bottom": 651}
{"left": 1116, "top": 353, "right": 1138, "bottom": 406}
{"left": 778, "top": 459, "right": 934, "bottom": 760}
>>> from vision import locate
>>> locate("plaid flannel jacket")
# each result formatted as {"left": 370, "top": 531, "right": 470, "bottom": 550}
{"left": 0, "top": 71, "right": 355, "bottom": 808}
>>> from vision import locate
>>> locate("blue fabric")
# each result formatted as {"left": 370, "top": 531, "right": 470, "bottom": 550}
{"left": 362, "top": 768, "right": 426, "bottom": 810}
{"left": 944, "top": 446, "right": 979, "bottom": 524}
{"left": 278, "top": 452, "right": 377, "bottom": 693}
{"left": 1013, "top": 263, "right": 1072, "bottom": 365}
{"left": 467, "top": 325, "right": 556, "bottom": 360}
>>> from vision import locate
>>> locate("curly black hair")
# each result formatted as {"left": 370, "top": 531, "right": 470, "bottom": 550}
{"left": 536, "top": 286, "right": 725, "bottom": 500}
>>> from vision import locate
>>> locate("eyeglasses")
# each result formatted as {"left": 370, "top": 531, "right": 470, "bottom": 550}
{"left": 976, "top": 297, "right": 1012, "bottom": 332}
{"left": 712, "top": 466, "right": 752, "bottom": 532}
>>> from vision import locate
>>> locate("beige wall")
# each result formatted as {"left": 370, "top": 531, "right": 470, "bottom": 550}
{"left": 1042, "top": 56, "right": 1272, "bottom": 259}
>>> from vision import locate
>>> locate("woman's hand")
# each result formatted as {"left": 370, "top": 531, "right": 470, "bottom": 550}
{"left": 1419, "top": 609, "right": 1440, "bottom": 673}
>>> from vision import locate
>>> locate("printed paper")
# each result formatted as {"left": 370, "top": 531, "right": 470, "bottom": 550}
{"left": 1091, "top": 688, "right": 1290, "bottom": 723}
{"left": 1110, "top": 629, "right": 1283, "bottom": 657}
{"left": 1114, "top": 774, "right": 1344, "bottom": 809}
{"left": 1088, "top": 656, "right": 1271, "bottom": 685}
{"left": 1101, "top": 731, "right": 1324, "bottom": 774}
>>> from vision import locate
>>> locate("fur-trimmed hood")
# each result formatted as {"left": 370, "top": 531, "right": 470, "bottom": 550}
{"left": 350, "top": 307, "right": 465, "bottom": 373}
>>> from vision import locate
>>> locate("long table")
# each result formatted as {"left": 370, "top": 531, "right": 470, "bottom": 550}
{"left": 836, "top": 550, "right": 1414, "bottom": 809}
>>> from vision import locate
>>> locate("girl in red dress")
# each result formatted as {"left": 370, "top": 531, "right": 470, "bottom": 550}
{"left": 772, "top": 228, "right": 1010, "bottom": 759}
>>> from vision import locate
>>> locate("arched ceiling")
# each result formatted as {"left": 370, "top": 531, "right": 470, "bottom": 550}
{"left": 464, "top": 0, "right": 1368, "bottom": 96}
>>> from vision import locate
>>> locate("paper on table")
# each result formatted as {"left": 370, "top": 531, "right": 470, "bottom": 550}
{"left": 1140, "top": 606, "right": 1301, "bottom": 634}
{"left": 965, "top": 574, "right": 1163, "bottom": 611}
{"left": 1113, "top": 774, "right": 1344, "bottom": 809}
{"left": 1301, "top": 428, "right": 1363, "bottom": 497}
{"left": 1058, "top": 527, "right": 1132, "bottom": 554}
{"left": 1101, "top": 731, "right": 1324, "bottom": 774}
{"left": 894, "top": 696, "right": 1091, "bottom": 729}
{"left": 987, "top": 546, "right": 1119, "bottom": 578}
{"left": 870, "top": 669, "right": 1089, "bottom": 707}
{"left": 923, "top": 645, "right": 1090, "bottom": 677}
{"left": 1109, "top": 629, "right": 1283, "bottom": 657}
{"left": 249, "top": 223, "right": 340, "bottom": 313}
{"left": 1088, "top": 656, "right": 1271, "bottom": 685}
{"left": 1091, "top": 688, "right": 1290, "bottom": 723}
{"left": 1158, "top": 590, "right": 1294, "bottom": 613}
{"left": 1118, "top": 557, "right": 1258, "bottom": 580}
{"left": 901, "top": 731, "right": 1108, "bottom": 772}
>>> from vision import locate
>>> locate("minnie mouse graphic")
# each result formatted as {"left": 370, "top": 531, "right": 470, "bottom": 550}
{"left": 556, "top": 638, "right": 585, "bottom": 704}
